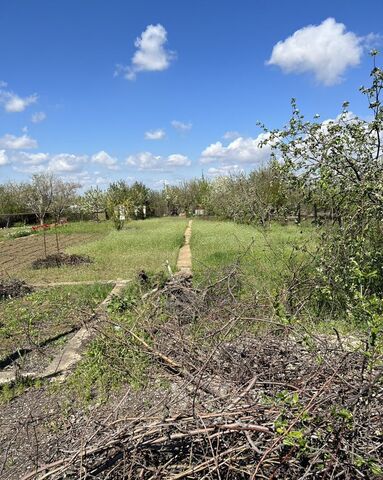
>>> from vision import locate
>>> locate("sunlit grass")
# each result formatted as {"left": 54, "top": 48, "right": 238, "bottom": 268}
{"left": 20, "top": 217, "right": 187, "bottom": 283}
{"left": 191, "top": 219, "right": 317, "bottom": 294}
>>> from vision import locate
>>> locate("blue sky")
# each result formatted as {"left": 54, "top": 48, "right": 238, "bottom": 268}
{"left": 0, "top": 0, "right": 382, "bottom": 189}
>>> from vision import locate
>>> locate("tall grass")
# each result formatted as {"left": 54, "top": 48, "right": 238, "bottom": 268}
{"left": 191, "top": 219, "right": 317, "bottom": 294}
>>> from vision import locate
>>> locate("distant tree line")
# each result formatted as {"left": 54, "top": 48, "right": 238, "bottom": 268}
{"left": 0, "top": 165, "right": 328, "bottom": 229}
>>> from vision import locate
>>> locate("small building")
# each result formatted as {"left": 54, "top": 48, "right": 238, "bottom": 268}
{"left": 194, "top": 207, "right": 205, "bottom": 216}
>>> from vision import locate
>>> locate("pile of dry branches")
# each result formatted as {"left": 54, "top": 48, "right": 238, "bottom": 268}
{"left": 31, "top": 253, "right": 92, "bottom": 269}
{"left": 19, "top": 269, "right": 383, "bottom": 478}
{"left": 0, "top": 278, "right": 33, "bottom": 301}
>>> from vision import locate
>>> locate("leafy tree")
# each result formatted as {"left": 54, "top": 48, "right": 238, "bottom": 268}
{"left": 81, "top": 186, "right": 107, "bottom": 221}
{"left": 22, "top": 173, "right": 56, "bottom": 225}
{"left": 0, "top": 182, "right": 24, "bottom": 227}
{"left": 263, "top": 52, "right": 383, "bottom": 327}
{"left": 51, "top": 178, "right": 80, "bottom": 222}
{"left": 106, "top": 180, "right": 131, "bottom": 207}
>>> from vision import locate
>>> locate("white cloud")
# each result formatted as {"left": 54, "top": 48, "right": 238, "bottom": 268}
{"left": 31, "top": 111, "right": 46, "bottom": 123}
{"left": 0, "top": 133, "right": 38, "bottom": 150}
{"left": 0, "top": 150, "right": 9, "bottom": 166}
{"left": 200, "top": 133, "right": 272, "bottom": 165}
{"left": 115, "top": 24, "right": 175, "bottom": 80}
{"left": 13, "top": 152, "right": 49, "bottom": 165}
{"left": 126, "top": 151, "right": 162, "bottom": 170}
{"left": 1, "top": 92, "right": 38, "bottom": 112}
{"left": 0, "top": 82, "right": 38, "bottom": 112}
{"left": 48, "top": 153, "right": 89, "bottom": 173}
{"left": 145, "top": 128, "right": 166, "bottom": 140}
{"left": 167, "top": 154, "right": 191, "bottom": 166}
{"left": 126, "top": 151, "right": 191, "bottom": 170}
{"left": 267, "top": 18, "right": 366, "bottom": 85}
{"left": 12, "top": 151, "right": 87, "bottom": 174}
{"left": 91, "top": 150, "right": 119, "bottom": 170}
{"left": 223, "top": 131, "right": 242, "bottom": 140}
{"left": 171, "top": 120, "right": 192, "bottom": 132}
{"left": 207, "top": 165, "right": 243, "bottom": 177}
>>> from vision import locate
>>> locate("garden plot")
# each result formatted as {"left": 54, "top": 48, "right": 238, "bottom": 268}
{"left": 0, "top": 233, "right": 100, "bottom": 275}
{"left": 13, "top": 218, "right": 188, "bottom": 283}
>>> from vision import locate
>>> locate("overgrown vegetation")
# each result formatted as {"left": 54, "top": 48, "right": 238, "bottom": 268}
{"left": 0, "top": 284, "right": 111, "bottom": 364}
{"left": 1, "top": 57, "right": 383, "bottom": 480}
{"left": 15, "top": 268, "right": 381, "bottom": 479}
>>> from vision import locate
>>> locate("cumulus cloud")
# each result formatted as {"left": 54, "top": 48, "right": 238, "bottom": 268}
{"left": 267, "top": 18, "right": 368, "bottom": 85}
{"left": 0, "top": 84, "right": 38, "bottom": 112}
{"left": 223, "top": 131, "right": 242, "bottom": 140}
{"left": 207, "top": 165, "right": 243, "bottom": 177}
{"left": 47, "top": 153, "right": 88, "bottom": 173}
{"left": 126, "top": 151, "right": 191, "bottom": 170}
{"left": 167, "top": 154, "right": 191, "bottom": 166}
{"left": 200, "top": 133, "right": 272, "bottom": 165}
{"left": 171, "top": 120, "right": 192, "bottom": 132}
{"left": 115, "top": 24, "right": 175, "bottom": 80}
{"left": 126, "top": 152, "right": 162, "bottom": 170}
{"left": 0, "top": 150, "right": 9, "bottom": 166}
{"left": 145, "top": 129, "right": 166, "bottom": 140}
{"left": 14, "top": 152, "right": 49, "bottom": 165}
{"left": 31, "top": 111, "right": 46, "bottom": 123}
{"left": 91, "top": 150, "right": 119, "bottom": 170}
{"left": 13, "top": 152, "right": 88, "bottom": 174}
{"left": 0, "top": 133, "right": 38, "bottom": 150}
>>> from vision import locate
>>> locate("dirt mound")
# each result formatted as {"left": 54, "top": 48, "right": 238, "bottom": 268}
{"left": 0, "top": 278, "right": 33, "bottom": 301}
{"left": 31, "top": 253, "right": 93, "bottom": 269}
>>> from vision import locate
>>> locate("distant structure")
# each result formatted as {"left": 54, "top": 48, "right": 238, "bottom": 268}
{"left": 194, "top": 207, "right": 205, "bottom": 216}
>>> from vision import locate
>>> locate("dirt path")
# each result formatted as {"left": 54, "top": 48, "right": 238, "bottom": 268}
{"left": 176, "top": 220, "right": 192, "bottom": 276}
{"left": 0, "top": 280, "right": 129, "bottom": 386}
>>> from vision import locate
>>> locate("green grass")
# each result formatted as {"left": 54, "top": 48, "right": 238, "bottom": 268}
{"left": 191, "top": 219, "right": 317, "bottom": 294}
{"left": 36, "top": 220, "right": 114, "bottom": 236}
{"left": 65, "top": 281, "right": 152, "bottom": 403}
{"left": 0, "top": 284, "right": 112, "bottom": 362}
{"left": 20, "top": 217, "right": 187, "bottom": 283}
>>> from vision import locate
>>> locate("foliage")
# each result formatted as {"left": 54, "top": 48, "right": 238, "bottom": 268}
{"left": 20, "top": 173, "right": 80, "bottom": 225}
{"left": 80, "top": 186, "right": 107, "bottom": 221}
{"left": 0, "top": 182, "right": 26, "bottom": 227}
{"left": 261, "top": 52, "right": 383, "bottom": 356}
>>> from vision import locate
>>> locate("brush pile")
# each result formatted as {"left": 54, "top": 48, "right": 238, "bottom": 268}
{"left": 25, "top": 268, "right": 382, "bottom": 479}
{"left": 0, "top": 278, "right": 33, "bottom": 300}
{"left": 31, "top": 253, "right": 92, "bottom": 269}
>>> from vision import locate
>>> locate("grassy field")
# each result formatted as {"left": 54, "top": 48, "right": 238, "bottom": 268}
{"left": 10, "top": 218, "right": 187, "bottom": 283}
{"left": 0, "top": 284, "right": 112, "bottom": 364}
{"left": 191, "top": 219, "right": 317, "bottom": 293}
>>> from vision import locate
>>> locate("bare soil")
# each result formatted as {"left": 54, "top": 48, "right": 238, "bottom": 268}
{"left": 0, "top": 234, "right": 101, "bottom": 274}
{"left": 31, "top": 253, "right": 92, "bottom": 270}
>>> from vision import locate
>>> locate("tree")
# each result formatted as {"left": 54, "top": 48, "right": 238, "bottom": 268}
{"left": 22, "top": 173, "right": 80, "bottom": 225}
{"left": 262, "top": 52, "right": 383, "bottom": 325}
{"left": 51, "top": 179, "right": 80, "bottom": 222}
{"left": 23, "top": 173, "right": 55, "bottom": 225}
{"left": 106, "top": 180, "right": 130, "bottom": 207}
{"left": 81, "top": 186, "right": 107, "bottom": 221}
{"left": 0, "top": 182, "right": 24, "bottom": 227}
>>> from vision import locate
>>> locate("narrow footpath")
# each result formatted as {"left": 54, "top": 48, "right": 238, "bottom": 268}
{"left": 176, "top": 220, "right": 193, "bottom": 276}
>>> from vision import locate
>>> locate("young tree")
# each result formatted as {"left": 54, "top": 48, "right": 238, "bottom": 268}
{"left": 51, "top": 179, "right": 80, "bottom": 222}
{"left": 23, "top": 173, "right": 55, "bottom": 225}
{"left": 81, "top": 186, "right": 107, "bottom": 221}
